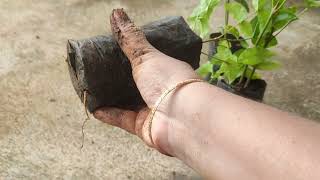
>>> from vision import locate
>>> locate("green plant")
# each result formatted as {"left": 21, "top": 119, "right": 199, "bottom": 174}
{"left": 189, "top": 0, "right": 319, "bottom": 88}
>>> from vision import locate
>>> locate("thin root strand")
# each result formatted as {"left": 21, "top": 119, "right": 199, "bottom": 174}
{"left": 80, "top": 90, "right": 90, "bottom": 151}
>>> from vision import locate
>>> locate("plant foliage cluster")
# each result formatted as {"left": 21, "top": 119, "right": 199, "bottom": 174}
{"left": 189, "top": 0, "right": 319, "bottom": 88}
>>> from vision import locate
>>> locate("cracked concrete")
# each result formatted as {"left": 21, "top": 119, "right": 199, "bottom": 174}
{"left": 0, "top": 0, "right": 319, "bottom": 179}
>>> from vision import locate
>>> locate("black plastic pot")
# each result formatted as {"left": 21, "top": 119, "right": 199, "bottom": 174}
{"left": 207, "top": 32, "right": 267, "bottom": 101}
{"left": 67, "top": 16, "right": 202, "bottom": 112}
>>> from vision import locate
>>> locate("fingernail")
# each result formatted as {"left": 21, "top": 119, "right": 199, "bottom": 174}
{"left": 112, "top": 8, "right": 130, "bottom": 25}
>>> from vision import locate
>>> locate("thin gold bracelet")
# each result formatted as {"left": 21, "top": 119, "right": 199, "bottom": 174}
{"left": 147, "top": 78, "right": 205, "bottom": 145}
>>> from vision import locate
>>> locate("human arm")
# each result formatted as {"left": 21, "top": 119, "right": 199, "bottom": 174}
{"left": 94, "top": 9, "right": 320, "bottom": 180}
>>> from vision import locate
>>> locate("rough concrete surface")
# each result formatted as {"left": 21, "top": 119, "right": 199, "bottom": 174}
{"left": 0, "top": 0, "right": 319, "bottom": 179}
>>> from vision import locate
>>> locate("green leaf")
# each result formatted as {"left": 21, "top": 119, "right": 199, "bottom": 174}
{"left": 257, "top": 0, "right": 273, "bottom": 34}
{"left": 211, "top": 70, "right": 221, "bottom": 79}
{"left": 252, "top": 30, "right": 277, "bottom": 48}
{"left": 251, "top": 16, "right": 273, "bottom": 47}
{"left": 238, "top": 47, "right": 274, "bottom": 65}
{"left": 256, "top": 60, "right": 281, "bottom": 70}
{"left": 251, "top": 0, "right": 274, "bottom": 47}
{"left": 260, "top": 21, "right": 274, "bottom": 46}
{"left": 225, "top": 2, "right": 248, "bottom": 23}
{"left": 219, "top": 39, "right": 230, "bottom": 47}
{"left": 273, "top": 7, "right": 298, "bottom": 31}
{"left": 239, "top": 20, "right": 253, "bottom": 38}
{"left": 211, "top": 57, "right": 223, "bottom": 66}
{"left": 225, "top": 25, "right": 240, "bottom": 39}
{"left": 197, "top": 62, "right": 213, "bottom": 77}
{"left": 188, "top": 0, "right": 221, "bottom": 38}
{"left": 214, "top": 40, "right": 238, "bottom": 63}
{"left": 234, "top": 0, "right": 250, "bottom": 12}
{"left": 252, "top": 0, "right": 259, "bottom": 11}
{"left": 217, "top": 63, "right": 244, "bottom": 84}
{"left": 265, "top": 36, "right": 278, "bottom": 48}
{"left": 225, "top": 64, "right": 244, "bottom": 84}
{"left": 240, "top": 40, "right": 249, "bottom": 48}
{"left": 217, "top": 40, "right": 232, "bottom": 57}
{"left": 250, "top": 16, "right": 260, "bottom": 44}
{"left": 234, "top": 49, "right": 245, "bottom": 57}
{"left": 211, "top": 63, "right": 225, "bottom": 79}
{"left": 304, "top": 0, "right": 320, "bottom": 8}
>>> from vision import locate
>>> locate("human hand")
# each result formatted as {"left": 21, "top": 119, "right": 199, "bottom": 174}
{"left": 93, "top": 9, "right": 199, "bottom": 155}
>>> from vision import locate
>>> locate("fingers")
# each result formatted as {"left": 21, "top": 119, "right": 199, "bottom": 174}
{"left": 93, "top": 107, "right": 171, "bottom": 155}
{"left": 110, "top": 9, "right": 156, "bottom": 68}
{"left": 94, "top": 107, "right": 137, "bottom": 135}
{"left": 93, "top": 107, "right": 151, "bottom": 141}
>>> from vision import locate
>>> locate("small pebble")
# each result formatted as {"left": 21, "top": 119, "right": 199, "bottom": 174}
{"left": 49, "top": 98, "right": 56, "bottom": 102}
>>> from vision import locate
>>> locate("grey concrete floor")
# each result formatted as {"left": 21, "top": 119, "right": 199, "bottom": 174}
{"left": 0, "top": 0, "right": 319, "bottom": 179}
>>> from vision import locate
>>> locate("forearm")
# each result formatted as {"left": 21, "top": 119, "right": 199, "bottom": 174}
{"left": 166, "top": 82, "right": 320, "bottom": 179}
{"left": 105, "top": 10, "right": 320, "bottom": 179}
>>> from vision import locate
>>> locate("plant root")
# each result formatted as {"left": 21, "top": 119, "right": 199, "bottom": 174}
{"left": 80, "top": 90, "right": 90, "bottom": 151}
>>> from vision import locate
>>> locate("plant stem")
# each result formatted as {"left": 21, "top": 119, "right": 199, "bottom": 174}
{"left": 201, "top": 51, "right": 210, "bottom": 56}
{"left": 238, "top": 65, "right": 248, "bottom": 85}
{"left": 225, "top": 0, "right": 230, "bottom": 26}
{"left": 223, "top": 37, "right": 252, "bottom": 42}
{"left": 216, "top": 44, "right": 231, "bottom": 49}
{"left": 203, "top": 37, "right": 252, "bottom": 44}
{"left": 256, "top": 16, "right": 273, "bottom": 46}
{"left": 273, "top": 21, "right": 291, "bottom": 37}
{"left": 256, "top": 0, "right": 284, "bottom": 46}
{"left": 201, "top": 51, "right": 230, "bottom": 64}
{"left": 298, "top": 7, "right": 308, "bottom": 16}
{"left": 274, "top": 0, "right": 287, "bottom": 12}
{"left": 202, "top": 34, "right": 225, "bottom": 43}
{"left": 244, "top": 67, "right": 256, "bottom": 88}
{"left": 263, "top": 28, "right": 275, "bottom": 48}
{"left": 224, "top": 0, "right": 230, "bottom": 48}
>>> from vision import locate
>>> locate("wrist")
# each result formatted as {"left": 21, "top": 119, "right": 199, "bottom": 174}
{"left": 151, "top": 81, "right": 215, "bottom": 157}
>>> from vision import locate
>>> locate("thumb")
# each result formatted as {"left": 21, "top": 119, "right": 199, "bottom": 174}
{"left": 110, "top": 8, "right": 157, "bottom": 68}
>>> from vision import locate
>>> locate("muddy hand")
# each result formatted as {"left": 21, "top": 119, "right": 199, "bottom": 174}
{"left": 94, "top": 9, "right": 199, "bottom": 155}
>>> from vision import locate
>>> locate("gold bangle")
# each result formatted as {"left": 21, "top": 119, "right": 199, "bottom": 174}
{"left": 147, "top": 78, "right": 205, "bottom": 145}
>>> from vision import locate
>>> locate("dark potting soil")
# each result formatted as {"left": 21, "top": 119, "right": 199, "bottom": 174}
{"left": 67, "top": 16, "right": 202, "bottom": 112}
